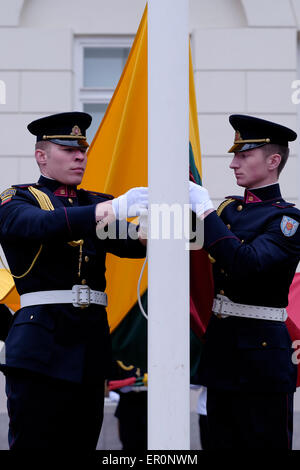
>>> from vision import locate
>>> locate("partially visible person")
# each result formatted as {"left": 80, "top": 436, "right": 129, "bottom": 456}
{"left": 196, "top": 386, "right": 209, "bottom": 450}
{"left": 108, "top": 360, "right": 147, "bottom": 450}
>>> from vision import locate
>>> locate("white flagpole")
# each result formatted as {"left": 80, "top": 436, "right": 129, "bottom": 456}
{"left": 148, "top": 0, "right": 190, "bottom": 450}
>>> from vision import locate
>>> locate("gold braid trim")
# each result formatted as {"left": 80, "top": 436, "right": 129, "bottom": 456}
{"left": 0, "top": 245, "right": 43, "bottom": 279}
{"left": 28, "top": 186, "right": 55, "bottom": 211}
{"left": 28, "top": 187, "right": 82, "bottom": 244}
{"left": 28, "top": 187, "right": 84, "bottom": 276}
{"left": 0, "top": 186, "right": 48, "bottom": 279}
{"left": 117, "top": 360, "right": 135, "bottom": 372}
{"left": 0, "top": 186, "right": 83, "bottom": 280}
{"left": 216, "top": 198, "right": 236, "bottom": 217}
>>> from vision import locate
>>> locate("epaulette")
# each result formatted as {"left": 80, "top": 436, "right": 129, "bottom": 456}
{"left": 12, "top": 183, "right": 38, "bottom": 189}
{"left": 81, "top": 188, "right": 114, "bottom": 200}
{"left": 272, "top": 201, "right": 296, "bottom": 209}
{"left": 0, "top": 184, "right": 38, "bottom": 205}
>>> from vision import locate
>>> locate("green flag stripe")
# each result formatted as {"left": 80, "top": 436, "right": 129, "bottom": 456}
{"left": 111, "top": 142, "right": 204, "bottom": 376}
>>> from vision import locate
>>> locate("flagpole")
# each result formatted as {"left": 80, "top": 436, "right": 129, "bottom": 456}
{"left": 148, "top": 0, "right": 190, "bottom": 450}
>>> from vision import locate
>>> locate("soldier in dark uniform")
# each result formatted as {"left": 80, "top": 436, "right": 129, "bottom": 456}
{"left": 0, "top": 112, "right": 147, "bottom": 450}
{"left": 189, "top": 115, "right": 300, "bottom": 449}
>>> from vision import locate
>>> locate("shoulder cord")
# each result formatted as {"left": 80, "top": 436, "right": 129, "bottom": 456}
{"left": 216, "top": 198, "right": 235, "bottom": 217}
{"left": 117, "top": 360, "right": 135, "bottom": 371}
{"left": 0, "top": 186, "right": 83, "bottom": 279}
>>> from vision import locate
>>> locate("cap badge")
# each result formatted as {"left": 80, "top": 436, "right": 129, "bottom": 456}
{"left": 71, "top": 125, "right": 82, "bottom": 136}
{"left": 280, "top": 216, "right": 299, "bottom": 237}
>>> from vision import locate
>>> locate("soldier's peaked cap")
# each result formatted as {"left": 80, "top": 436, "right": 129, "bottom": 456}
{"left": 228, "top": 114, "right": 297, "bottom": 153}
{"left": 27, "top": 112, "right": 92, "bottom": 149}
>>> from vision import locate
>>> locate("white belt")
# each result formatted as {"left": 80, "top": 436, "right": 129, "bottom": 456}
{"left": 20, "top": 285, "right": 108, "bottom": 308}
{"left": 212, "top": 295, "right": 287, "bottom": 322}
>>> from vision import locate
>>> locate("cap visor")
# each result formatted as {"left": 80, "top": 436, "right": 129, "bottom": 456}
{"left": 49, "top": 138, "right": 89, "bottom": 148}
{"left": 227, "top": 143, "right": 243, "bottom": 153}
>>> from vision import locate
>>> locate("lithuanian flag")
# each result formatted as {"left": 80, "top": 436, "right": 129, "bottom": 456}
{"left": 1, "top": 5, "right": 299, "bottom": 387}
{"left": 81, "top": 5, "right": 213, "bottom": 376}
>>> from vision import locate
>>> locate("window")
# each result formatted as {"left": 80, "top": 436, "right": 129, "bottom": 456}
{"left": 74, "top": 37, "right": 133, "bottom": 144}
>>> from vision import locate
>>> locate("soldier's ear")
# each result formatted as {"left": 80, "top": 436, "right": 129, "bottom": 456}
{"left": 35, "top": 148, "right": 48, "bottom": 166}
{"left": 267, "top": 153, "right": 281, "bottom": 171}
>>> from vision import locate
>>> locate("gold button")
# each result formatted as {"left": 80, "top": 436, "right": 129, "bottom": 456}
{"left": 68, "top": 198, "right": 73, "bottom": 204}
{"left": 30, "top": 315, "right": 34, "bottom": 320}
{"left": 84, "top": 256, "right": 89, "bottom": 263}
{"left": 262, "top": 342, "right": 267, "bottom": 347}
{"left": 237, "top": 205, "right": 243, "bottom": 211}
{"left": 220, "top": 269, "right": 225, "bottom": 274}
{"left": 220, "top": 289, "right": 225, "bottom": 295}
{"left": 81, "top": 279, "right": 87, "bottom": 285}
{"left": 248, "top": 196, "right": 253, "bottom": 202}
{"left": 227, "top": 224, "right": 231, "bottom": 230}
{"left": 241, "top": 240, "right": 245, "bottom": 244}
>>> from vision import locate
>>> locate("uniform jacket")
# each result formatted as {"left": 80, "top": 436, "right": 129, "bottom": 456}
{"left": 199, "top": 183, "right": 300, "bottom": 392}
{"left": 0, "top": 175, "right": 146, "bottom": 384}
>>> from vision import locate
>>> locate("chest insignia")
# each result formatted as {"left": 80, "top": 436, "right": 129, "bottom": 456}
{"left": 280, "top": 216, "right": 299, "bottom": 237}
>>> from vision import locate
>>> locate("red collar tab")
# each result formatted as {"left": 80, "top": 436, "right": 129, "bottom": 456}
{"left": 54, "top": 186, "right": 77, "bottom": 197}
{"left": 244, "top": 190, "right": 262, "bottom": 204}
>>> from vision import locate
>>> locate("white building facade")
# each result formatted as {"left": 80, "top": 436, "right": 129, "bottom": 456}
{"left": 0, "top": 0, "right": 299, "bottom": 211}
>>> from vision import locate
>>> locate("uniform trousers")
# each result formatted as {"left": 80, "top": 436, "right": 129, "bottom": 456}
{"left": 5, "top": 369, "right": 105, "bottom": 451}
{"left": 115, "top": 391, "right": 147, "bottom": 450}
{"left": 206, "top": 388, "right": 294, "bottom": 449}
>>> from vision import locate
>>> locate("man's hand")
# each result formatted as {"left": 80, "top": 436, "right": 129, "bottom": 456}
{"left": 112, "top": 187, "right": 148, "bottom": 220}
{"left": 189, "top": 181, "right": 214, "bottom": 218}
{"left": 95, "top": 200, "right": 116, "bottom": 228}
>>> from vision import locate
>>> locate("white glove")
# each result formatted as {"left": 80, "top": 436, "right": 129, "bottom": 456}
{"left": 189, "top": 181, "right": 214, "bottom": 217}
{"left": 112, "top": 187, "right": 148, "bottom": 220}
{"left": 138, "top": 209, "right": 148, "bottom": 239}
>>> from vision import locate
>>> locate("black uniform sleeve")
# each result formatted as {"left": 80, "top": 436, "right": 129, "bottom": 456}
{"left": 203, "top": 210, "right": 300, "bottom": 280}
{"left": 0, "top": 192, "right": 97, "bottom": 242}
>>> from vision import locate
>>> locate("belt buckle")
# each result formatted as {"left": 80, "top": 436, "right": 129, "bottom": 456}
{"left": 72, "top": 285, "right": 90, "bottom": 308}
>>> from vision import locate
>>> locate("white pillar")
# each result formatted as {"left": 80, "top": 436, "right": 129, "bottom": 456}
{"left": 148, "top": 0, "right": 190, "bottom": 450}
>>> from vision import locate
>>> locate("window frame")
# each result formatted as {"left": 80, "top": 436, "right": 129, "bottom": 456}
{"left": 73, "top": 35, "right": 134, "bottom": 111}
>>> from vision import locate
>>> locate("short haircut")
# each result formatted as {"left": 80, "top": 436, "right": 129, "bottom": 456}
{"left": 35, "top": 140, "right": 51, "bottom": 152}
{"left": 261, "top": 143, "right": 289, "bottom": 176}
